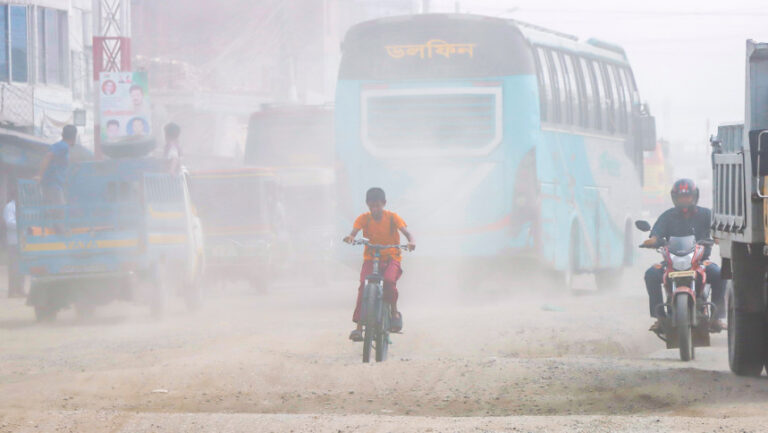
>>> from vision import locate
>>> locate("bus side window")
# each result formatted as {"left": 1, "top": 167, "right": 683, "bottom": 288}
{"left": 548, "top": 49, "right": 567, "bottom": 125}
{"left": 543, "top": 48, "right": 562, "bottom": 124}
{"left": 562, "top": 53, "right": 581, "bottom": 129}
{"left": 622, "top": 67, "right": 640, "bottom": 112}
{"left": 533, "top": 46, "right": 550, "bottom": 123}
{"left": 578, "top": 57, "right": 596, "bottom": 130}
{"left": 615, "top": 65, "right": 633, "bottom": 133}
{"left": 607, "top": 64, "right": 628, "bottom": 134}
{"left": 590, "top": 60, "right": 606, "bottom": 132}
{"left": 598, "top": 62, "right": 617, "bottom": 134}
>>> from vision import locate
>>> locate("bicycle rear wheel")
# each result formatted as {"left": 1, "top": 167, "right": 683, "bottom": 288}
{"left": 375, "top": 307, "right": 390, "bottom": 362}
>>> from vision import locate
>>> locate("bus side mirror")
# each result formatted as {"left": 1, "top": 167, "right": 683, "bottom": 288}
{"left": 639, "top": 114, "right": 656, "bottom": 151}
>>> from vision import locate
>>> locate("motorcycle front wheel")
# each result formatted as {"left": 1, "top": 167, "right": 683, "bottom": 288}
{"left": 675, "top": 292, "right": 694, "bottom": 361}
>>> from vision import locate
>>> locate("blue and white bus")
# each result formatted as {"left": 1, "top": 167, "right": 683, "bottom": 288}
{"left": 335, "top": 14, "right": 655, "bottom": 288}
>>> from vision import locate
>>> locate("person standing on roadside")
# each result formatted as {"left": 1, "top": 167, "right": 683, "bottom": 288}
{"left": 164, "top": 122, "right": 182, "bottom": 175}
{"left": 3, "top": 187, "right": 22, "bottom": 297}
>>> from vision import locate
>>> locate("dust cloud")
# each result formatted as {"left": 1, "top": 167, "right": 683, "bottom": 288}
{"left": 3, "top": 2, "right": 768, "bottom": 433}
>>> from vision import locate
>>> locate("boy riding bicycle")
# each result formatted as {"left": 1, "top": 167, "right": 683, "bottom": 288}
{"left": 343, "top": 187, "right": 415, "bottom": 342}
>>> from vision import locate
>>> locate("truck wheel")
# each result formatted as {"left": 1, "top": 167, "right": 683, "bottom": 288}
{"left": 34, "top": 304, "right": 57, "bottom": 322}
{"left": 729, "top": 244, "right": 767, "bottom": 376}
{"left": 30, "top": 282, "right": 58, "bottom": 323}
{"left": 728, "top": 280, "right": 765, "bottom": 376}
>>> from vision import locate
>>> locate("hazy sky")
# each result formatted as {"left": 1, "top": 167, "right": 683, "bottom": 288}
{"left": 430, "top": 0, "right": 768, "bottom": 147}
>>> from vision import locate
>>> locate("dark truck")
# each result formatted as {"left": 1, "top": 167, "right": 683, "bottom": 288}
{"left": 711, "top": 40, "right": 768, "bottom": 376}
{"left": 188, "top": 167, "right": 279, "bottom": 291}
{"left": 244, "top": 105, "right": 336, "bottom": 283}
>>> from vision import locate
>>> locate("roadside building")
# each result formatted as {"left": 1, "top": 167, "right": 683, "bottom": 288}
{"left": 0, "top": 0, "right": 95, "bottom": 259}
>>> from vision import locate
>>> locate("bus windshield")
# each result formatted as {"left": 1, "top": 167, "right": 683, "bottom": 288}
{"left": 339, "top": 16, "right": 534, "bottom": 81}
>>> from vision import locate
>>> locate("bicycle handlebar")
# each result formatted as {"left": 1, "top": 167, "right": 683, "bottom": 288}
{"left": 350, "top": 238, "right": 409, "bottom": 250}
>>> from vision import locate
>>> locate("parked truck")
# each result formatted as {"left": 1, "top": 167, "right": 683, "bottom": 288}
{"left": 711, "top": 40, "right": 768, "bottom": 376}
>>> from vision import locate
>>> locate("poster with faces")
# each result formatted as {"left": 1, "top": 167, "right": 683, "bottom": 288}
{"left": 99, "top": 71, "right": 152, "bottom": 142}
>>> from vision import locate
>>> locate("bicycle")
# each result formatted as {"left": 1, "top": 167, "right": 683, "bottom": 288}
{"left": 350, "top": 238, "right": 409, "bottom": 363}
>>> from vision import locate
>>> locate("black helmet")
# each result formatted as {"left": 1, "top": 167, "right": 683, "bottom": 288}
{"left": 670, "top": 178, "right": 699, "bottom": 210}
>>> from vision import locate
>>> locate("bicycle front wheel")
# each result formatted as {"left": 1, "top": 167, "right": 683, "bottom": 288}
{"left": 363, "top": 325, "right": 373, "bottom": 363}
{"left": 375, "top": 307, "right": 390, "bottom": 362}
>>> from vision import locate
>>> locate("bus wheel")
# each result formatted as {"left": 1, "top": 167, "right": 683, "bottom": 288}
{"left": 595, "top": 269, "right": 623, "bottom": 292}
{"left": 563, "top": 224, "right": 579, "bottom": 292}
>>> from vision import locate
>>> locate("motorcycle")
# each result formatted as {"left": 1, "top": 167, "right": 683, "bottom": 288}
{"left": 636, "top": 220, "right": 717, "bottom": 361}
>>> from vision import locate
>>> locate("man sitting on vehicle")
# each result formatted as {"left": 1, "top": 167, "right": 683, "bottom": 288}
{"left": 343, "top": 187, "right": 415, "bottom": 342}
{"left": 642, "top": 178, "right": 726, "bottom": 332}
{"left": 35, "top": 125, "right": 78, "bottom": 205}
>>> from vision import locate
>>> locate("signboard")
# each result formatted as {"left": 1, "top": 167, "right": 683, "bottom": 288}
{"left": 99, "top": 71, "right": 151, "bottom": 143}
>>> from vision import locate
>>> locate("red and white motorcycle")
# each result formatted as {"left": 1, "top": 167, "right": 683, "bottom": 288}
{"left": 636, "top": 220, "right": 717, "bottom": 361}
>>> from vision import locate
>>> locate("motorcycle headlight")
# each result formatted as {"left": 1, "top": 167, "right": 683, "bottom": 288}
{"left": 671, "top": 252, "right": 694, "bottom": 271}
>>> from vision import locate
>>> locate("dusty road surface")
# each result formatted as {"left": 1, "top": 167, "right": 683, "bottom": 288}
{"left": 2, "top": 264, "right": 768, "bottom": 432}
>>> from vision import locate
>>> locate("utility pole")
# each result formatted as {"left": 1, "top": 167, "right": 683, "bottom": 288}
{"left": 92, "top": 0, "right": 132, "bottom": 158}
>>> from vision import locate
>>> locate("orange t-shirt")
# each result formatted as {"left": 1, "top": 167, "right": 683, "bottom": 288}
{"left": 353, "top": 210, "right": 407, "bottom": 262}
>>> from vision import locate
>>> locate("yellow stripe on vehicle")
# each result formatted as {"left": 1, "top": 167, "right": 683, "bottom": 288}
{"left": 22, "top": 242, "right": 67, "bottom": 252}
{"left": 192, "top": 173, "right": 274, "bottom": 179}
{"left": 95, "top": 239, "right": 138, "bottom": 248}
{"left": 149, "top": 234, "right": 187, "bottom": 244}
{"left": 148, "top": 206, "right": 184, "bottom": 220}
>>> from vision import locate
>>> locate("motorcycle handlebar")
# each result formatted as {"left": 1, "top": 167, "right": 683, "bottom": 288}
{"left": 638, "top": 239, "right": 667, "bottom": 249}
{"left": 638, "top": 238, "right": 714, "bottom": 249}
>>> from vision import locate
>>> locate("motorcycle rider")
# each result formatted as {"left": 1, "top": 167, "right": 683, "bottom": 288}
{"left": 642, "top": 178, "right": 726, "bottom": 332}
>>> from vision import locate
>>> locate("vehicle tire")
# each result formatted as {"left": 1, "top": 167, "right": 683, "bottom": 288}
{"left": 150, "top": 264, "right": 169, "bottom": 319}
{"left": 675, "top": 292, "right": 694, "bottom": 361}
{"left": 563, "top": 224, "right": 579, "bottom": 292}
{"left": 729, "top": 244, "right": 766, "bottom": 376}
{"left": 74, "top": 302, "right": 96, "bottom": 320}
{"left": 184, "top": 279, "right": 203, "bottom": 311}
{"left": 362, "top": 325, "right": 373, "bottom": 363}
{"left": 728, "top": 282, "right": 764, "bottom": 376}
{"left": 595, "top": 269, "right": 623, "bottom": 292}
{"left": 622, "top": 220, "right": 634, "bottom": 267}
{"left": 375, "top": 309, "right": 390, "bottom": 362}
{"left": 249, "top": 266, "right": 272, "bottom": 293}
{"left": 34, "top": 304, "right": 57, "bottom": 322}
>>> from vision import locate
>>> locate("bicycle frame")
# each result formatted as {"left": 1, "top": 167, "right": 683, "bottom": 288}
{"left": 361, "top": 248, "right": 386, "bottom": 327}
